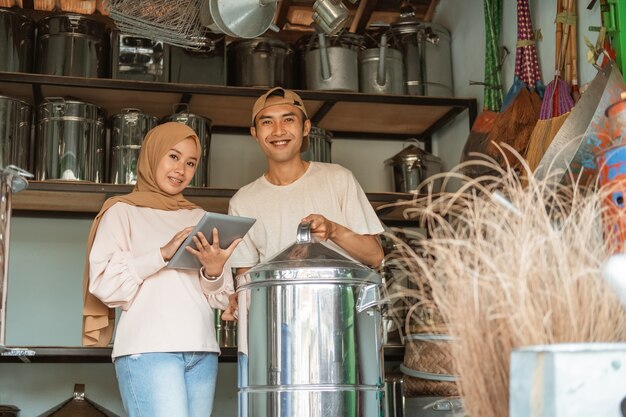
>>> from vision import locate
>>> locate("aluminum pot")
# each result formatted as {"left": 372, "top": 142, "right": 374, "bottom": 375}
{"left": 227, "top": 37, "right": 293, "bottom": 88}
{"left": 390, "top": 17, "right": 453, "bottom": 97}
{"left": 0, "top": 9, "right": 35, "bottom": 73}
{"left": 162, "top": 107, "right": 212, "bottom": 187}
{"left": 111, "top": 31, "right": 169, "bottom": 82}
{"left": 0, "top": 96, "right": 32, "bottom": 171}
{"left": 301, "top": 126, "right": 332, "bottom": 163}
{"left": 385, "top": 144, "right": 443, "bottom": 193}
{"left": 35, "top": 14, "right": 109, "bottom": 78}
{"left": 0, "top": 166, "right": 31, "bottom": 349}
{"left": 35, "top": 97, "right": 106, "bottom": 182}
{"left": 301, "top": 32, "right": 364, "bottom": 91}
{"left": 110, "top": 108, "right": 158, "bottom": 185}
{"left": 170, "top": 35, "right": 226, "bottom": 85}
{"left": 237, "top": 222, "right": 385, "bottom": 417}
{"left": 358, "top": 33, "right": 405, "bottom": 95}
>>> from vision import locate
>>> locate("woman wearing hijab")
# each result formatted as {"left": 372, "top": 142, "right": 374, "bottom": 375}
{"left": 82, "top": 122, "right": 239, "bottom": 417}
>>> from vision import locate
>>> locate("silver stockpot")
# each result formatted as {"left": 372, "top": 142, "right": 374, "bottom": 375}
{"left": 301, "top": 32, "right": 364, "bottom": 91}
{"left": 0, "top": 9, "right": 35, "bottom": 73}
{"left": 301, "top": 126, "right": 332, "bottom": 163}
{"left": 385, "top": 143, "right": 443, "bottom": 193}
{"left": 227, "top": 37, "right": 293, "bottom": 88}
{"left": 0, "top": 96, "right": 32, "bottom": 171}
{"left": 35, "top": 97, "right": 106, "bottom": 182}
{"left": 110, "top": 108, "right": 158, "bottom": 185}
{"left": 35, "top": 14, "right": 109, "bottom": 78}
{"left": 111, "top": 31, "right": 170, "bottom": 82}
{"left": 390, "top": 17, "right": 452, "bottom": 97}
{"left": 170, "top": 35, "right": 226, "bottom": 85}
{"left": 358, "top": 33, "right": 405, "bottom": 95}
{"left": 237, "top": 222, "right": 385, "bottom": 417}
{"left": 162, "top": 107, "right": 212, "bottom": 187}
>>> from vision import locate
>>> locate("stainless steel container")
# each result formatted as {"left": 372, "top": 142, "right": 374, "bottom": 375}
{"left": 227, "top": 37, "right": 294, "bottom": 88}
{"left": 0, "top": 9, "right": 35, "bottom": 73}
{"left": 301, "top": 32, "right": 364, "bottom": 91}
{"left": 111, "top": 31, "right": 170, "bottom": 82}
{"left": 35, "top": 97, "right": 106, "bottom": 182}
{"left": 237, "top": 222, "right": 385, "bottom": 417}
{"left": 359, "top": 33, "right": 405, "bottom": 95}
{"left": 170, "top": 36, "right": 226, "bottom": 85}
{"left": 215, "top": 309, "right": 237, "bottom": 347}
{"left": 385, "top": 144, "right": 443, "bottom": 193}
{"left": 110, "top": 108, "right": 158, "bottom": 185}
{"left": 390, "top": 17, "right": 453, "bottom": 97}
{"left": 0, "top": 96, "right": 32, "bottom": 171}
{"left": 35, "top": 14, "right": 109, "bottom": 78}
{"left": 0, "top": 166, "right": 30, "bottom": 350}
{"left": 301, "top": 126, "right": 332, "bottom": 163}
{"left": 162, "top": 108, "right": 212, "bottom": 187}
{"left": 510, "top": 343, "right": 626, "bottom": 417}
{"left": 384, "top": 375, "right": 405, "bottom": 417}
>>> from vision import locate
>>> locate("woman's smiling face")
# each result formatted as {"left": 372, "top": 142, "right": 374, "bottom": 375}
{"left": 154, "top": 137, "right": 198, "bottom": 195}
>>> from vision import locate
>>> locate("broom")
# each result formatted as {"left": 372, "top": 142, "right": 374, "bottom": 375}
{"left": 459, "top": 0, "right": 503, "bottom": 178}
{"left": 525, "top": 0, "right": 576, "bottom": 172}
{"left": 486, "top": 0, "right": 543, "bottom": 168}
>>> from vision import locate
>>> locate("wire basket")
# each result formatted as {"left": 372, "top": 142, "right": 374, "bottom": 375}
{"left": 106, "top": 0, "right": 208, "bottom": 49}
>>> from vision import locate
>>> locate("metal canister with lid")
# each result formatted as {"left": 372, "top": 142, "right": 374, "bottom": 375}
{"left": 0, "top": 8, "right": 35, "bottom": 73}
{"left": 0, "top": 95, "right": 32, "bottom": 171}
{"left": 385, "top": 143, "right": 443, "bottom": 193}
{"left": 227, "top": 37, "right": 294, "bottom": 88}
{"left": 35, "top": 97, "right": 106, "bottom": 182}
{"left": 110, "top": 108, "right": 158, "bottom": 185}
{"left": 301, "top": 126, "right": 332, "bottom": 163}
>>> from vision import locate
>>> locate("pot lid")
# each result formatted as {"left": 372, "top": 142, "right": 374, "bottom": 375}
{"left": 242, "top": 222, "right": 381, "bottom": 284}
{"left": 36, "top": 384, "right": 119, "bottom": 417}
{"left": 385, "top": 144, "right": 434, "bottom": 164}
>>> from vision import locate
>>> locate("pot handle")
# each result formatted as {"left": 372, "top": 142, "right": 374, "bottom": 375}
{"left": 318, "top": 33, "right": 332, "bottom": 81}
{"left": 376, "top": 33, "right": 388, "bottom": 86}
{"left": 296, "top": 221, "right": 312, "bottom": 244}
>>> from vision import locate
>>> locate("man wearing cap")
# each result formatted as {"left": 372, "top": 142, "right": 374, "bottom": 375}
{"left": 227, "top": 86, "right": 384, "bottom": 279}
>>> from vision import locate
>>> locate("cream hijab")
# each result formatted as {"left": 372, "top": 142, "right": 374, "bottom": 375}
{"left": 82, "top": 122, "right": 201, "bottom": 347}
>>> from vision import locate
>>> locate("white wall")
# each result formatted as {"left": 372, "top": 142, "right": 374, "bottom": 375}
{"left": 0, "top": 0, "right": 606, "bottom": 415}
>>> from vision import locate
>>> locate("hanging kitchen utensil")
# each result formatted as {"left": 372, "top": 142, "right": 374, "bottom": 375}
{"left": 311, "top": 0, "right": 349, "bottom": 36}
{"left": 535, "top": 60, "right": 626, "bottom": 185}
{"left": 36, "top": 384, "right": 119, "bottom": 417}
{"left": 485, "top": 0, "right": 543, "bottom": 167}
{"left": 525, "top": 0, "right": 576, "bottom": 173}
{"left": 459, "top": 0, "right": 503, "bottom": 178}
{"left": 203, "top": 0, "right": 280, "bottom": 39}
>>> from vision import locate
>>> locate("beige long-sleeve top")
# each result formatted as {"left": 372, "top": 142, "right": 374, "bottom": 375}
{"left": 88, "top": 203, "right": 233, "bottom": 359}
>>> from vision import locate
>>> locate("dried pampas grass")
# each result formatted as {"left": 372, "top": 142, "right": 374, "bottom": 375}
{"left": 382, "top": 147, "right": 626, "bottom": 417}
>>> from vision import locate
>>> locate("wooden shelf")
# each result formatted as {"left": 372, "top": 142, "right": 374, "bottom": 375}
{"left": 0, "top": 71, "right": 476, "bottom": 140}
{"left": 12, "top": 181, "right": 416, "bottom": 226}
{"left": 0, "top": 345, "right": 404, "bottom": 364}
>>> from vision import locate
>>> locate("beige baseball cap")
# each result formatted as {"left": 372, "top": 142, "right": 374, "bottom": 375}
{"left": 251, "top": 87, "right": 310, "bottom": 151}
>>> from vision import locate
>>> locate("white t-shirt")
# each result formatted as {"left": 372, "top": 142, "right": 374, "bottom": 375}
{"left": 228, "top": 162, "right": 385, "bottom": 267}
{"left": 89, "top": 203, "right": 233, "bottom": 358}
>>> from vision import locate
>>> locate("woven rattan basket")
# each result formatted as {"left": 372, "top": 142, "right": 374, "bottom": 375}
{"left": 401, "top": 333, "right": 459, "bottom": 397}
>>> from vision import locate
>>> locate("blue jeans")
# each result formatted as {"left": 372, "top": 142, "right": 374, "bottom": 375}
{"left": 114, "top": 352, "right": 218, "bottom": 417}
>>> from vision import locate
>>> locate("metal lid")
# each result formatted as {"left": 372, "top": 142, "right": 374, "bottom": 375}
{"left": 240, "top": 222, "right": 381, "bottom": 286}
{"left": 384, "top": 144, "right": 441, "bottom": 165}
{"left": 36, "top": 384, "right": 119, "bottom": 417}
{"left": 229, "top": 36, "right": 290, "bottom": 51}
{"left": 309, "top": 126, "right": 333, "bottom": 141}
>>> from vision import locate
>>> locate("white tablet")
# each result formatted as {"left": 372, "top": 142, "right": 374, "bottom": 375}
{"left": 167, "top": 212, "right": 256, "bottom": 270}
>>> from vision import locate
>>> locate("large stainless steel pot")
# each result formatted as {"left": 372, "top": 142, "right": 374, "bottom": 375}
{"left": 390, "top": 17, "right": 452, "bottom": 97}
{"left": 301, "top": 32, "right": 364, "bottom": 91}
{"left": 0, "top": 96, "right": 32, "bottom": 171}
{"left": 170, "top": 35, "right": 226, "bottom": 85}
{"left": 110, "top": 108, "right": 158, "bottom": 185}
{"left": 35, "top": 97, "right": 106, "bottom": 182}
{"left": 0, "top": 9, "right": 35, "bottom": 73}
{"left": 35, "top": 14, "right": 109, "bottom": 78}
{"left": 237, "top": 222, "right": 385, "bottom": 417}
{"left": 111, "top": 31, "right": 169, "bottom": 82}
{"left": 301, "top": 126, "right": 332, "bottom": 163}
{"left": 385, "top": 144, "right": 443, "bottom": 193}
{"left": 162, "top": 107, "right": 212, "bottom": 187}
{"left": 0, "top": 166, "right": 31, "bottom": 350}
{"left": 358, "top": 33, "right": 405, "bottom": 95}
{"left": 227, "top": 37, "right": 293, "bottom": 88}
